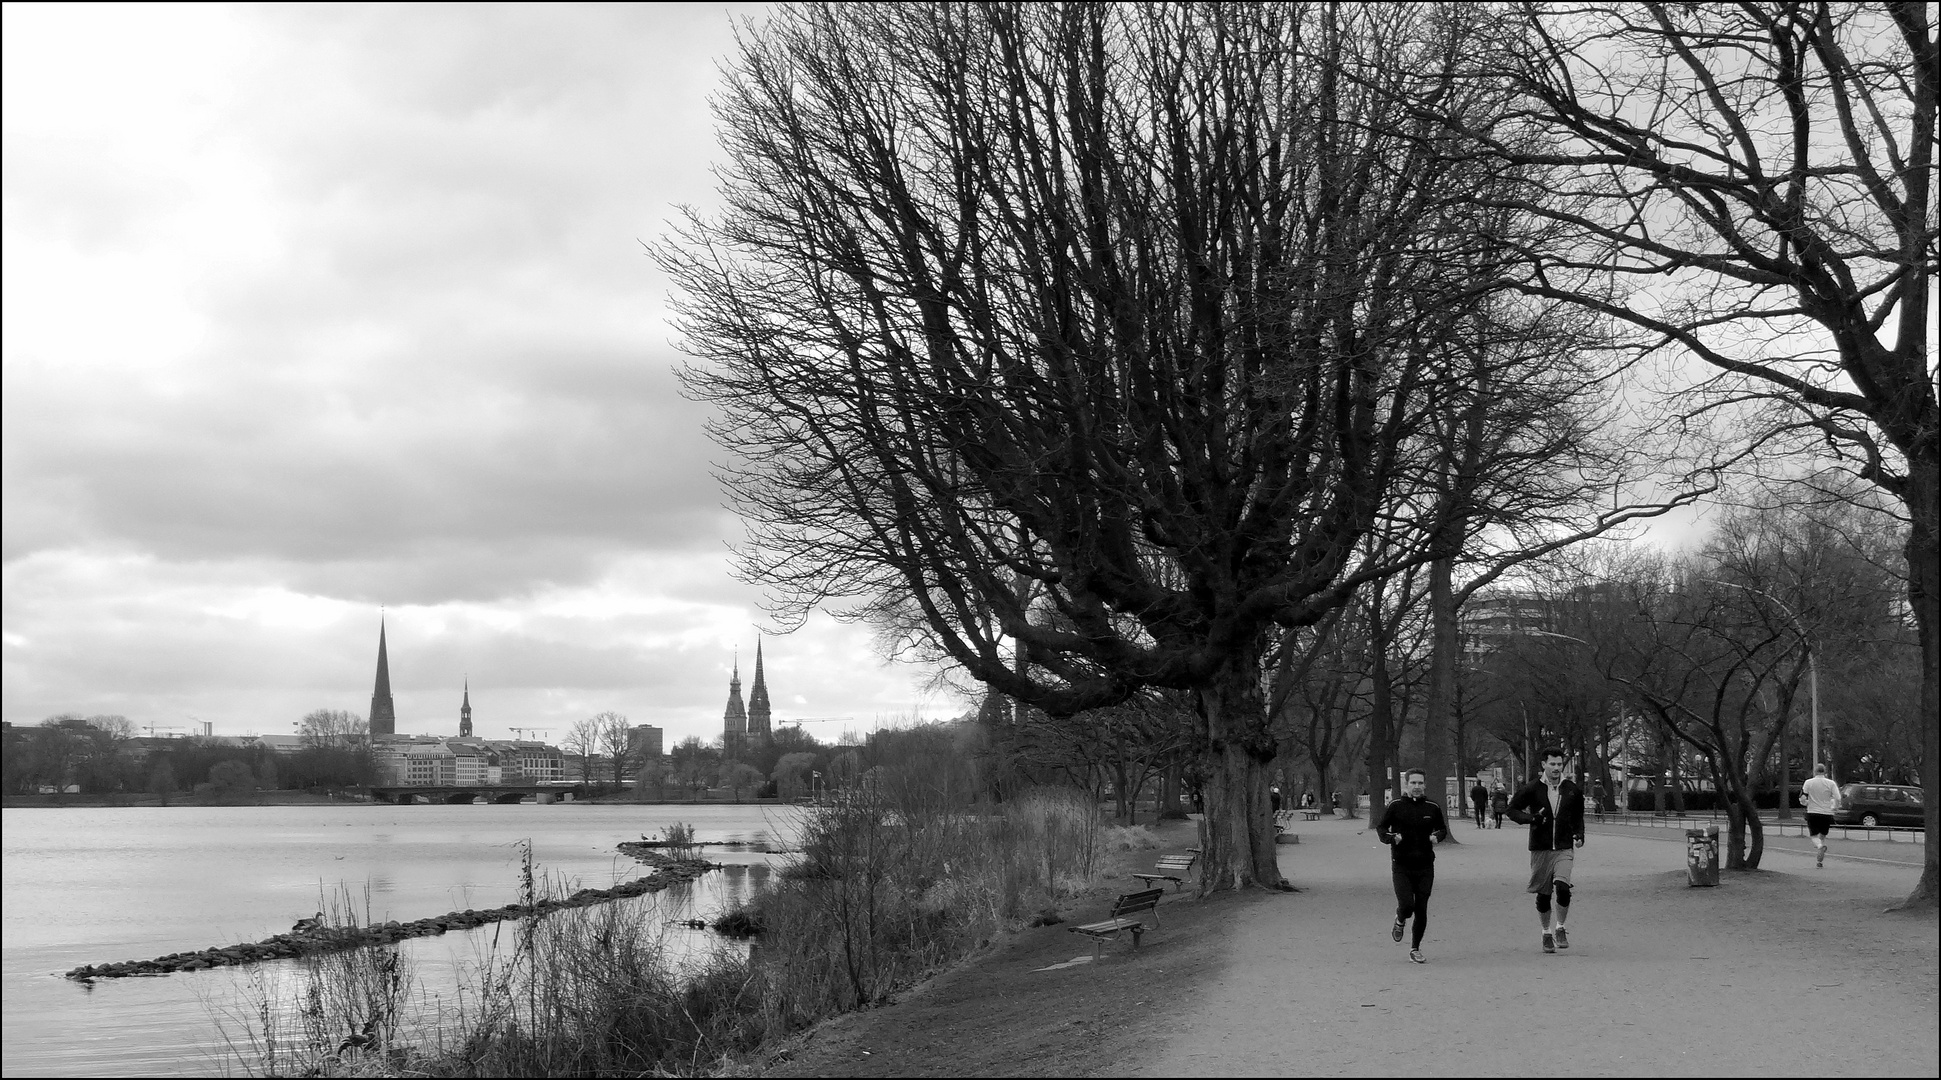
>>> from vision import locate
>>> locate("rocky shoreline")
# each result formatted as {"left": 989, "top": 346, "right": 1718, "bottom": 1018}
{"left": 64, "top": 853, "right": 721, "bottom": 981}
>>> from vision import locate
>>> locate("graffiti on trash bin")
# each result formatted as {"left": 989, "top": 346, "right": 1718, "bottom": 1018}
{"left": 1687, "top": 835, "right": 1711, "bottom": 868}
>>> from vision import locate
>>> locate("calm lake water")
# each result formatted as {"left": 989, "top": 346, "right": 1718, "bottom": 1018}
{"left": 1, "top": 802, "right": 798, "bottom": 1077}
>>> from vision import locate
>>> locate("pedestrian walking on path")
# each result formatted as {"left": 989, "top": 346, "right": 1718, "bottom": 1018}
{"left": 1800, "top": 763, "right": 1840, "bottom": 868}
{"left": 1490, "top": 782, "right": 1508, "bottom": 829}
{"left": 1469, "top": 781, "right": 1488, "bottom": 829}
{"left": 1506, "top": 748, "right": 1584, "bottom": 954}
{"left": 1377, "top": 768, "right": 1449, "bottom": 964}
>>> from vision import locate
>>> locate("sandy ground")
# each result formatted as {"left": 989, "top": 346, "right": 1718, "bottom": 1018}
{"left": 1127, "top": 818, "right": 1939, "bottom": 1077}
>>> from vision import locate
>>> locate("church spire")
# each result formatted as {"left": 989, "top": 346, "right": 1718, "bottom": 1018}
{"left": 459, "top": 676, "right": 473, "bottom": 738}
{"left": 369, "top": 617, "right": 396, "bottom": 737}
{"left": 722, "top": 650, "right": 747, "bottom": 750}
{"left": 747, "top": 638, "right": 772, "bottom": 744}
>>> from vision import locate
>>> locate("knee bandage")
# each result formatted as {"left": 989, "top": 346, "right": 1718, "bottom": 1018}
{"left": 1535, "top": 891, "right": 1551, "bottom": 914}
{"left": 1554, "top": 882, "right": 1572, "bottom": 908}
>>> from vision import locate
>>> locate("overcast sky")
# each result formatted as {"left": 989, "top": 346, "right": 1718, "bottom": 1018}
{"left": 2, "top": 3, "right": 966, "bottom": 743}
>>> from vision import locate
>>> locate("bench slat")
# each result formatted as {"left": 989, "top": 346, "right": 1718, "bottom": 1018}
{"left": 1071, "top": 916, "right": 1144, "bottom": 935}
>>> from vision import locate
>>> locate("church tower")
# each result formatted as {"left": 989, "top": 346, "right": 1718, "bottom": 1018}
{"left": 459, "top": 678, "right": 473, "bottom": 738}
{"left": 722, "top": 654, "right": 747, "bottom": 752}
{"left": 369, "top": 619, "right": 397, "bottom": 737}
{"left": 747, "top": 640, "right": 772, "bottom": 745}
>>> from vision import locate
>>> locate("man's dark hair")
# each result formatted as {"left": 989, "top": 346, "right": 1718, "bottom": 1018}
{"left": 1405, "top": 768, "right": 1427, "bottom": 781}
{"left": 1539, "top": 747, "right": 1567, "bottom": 763}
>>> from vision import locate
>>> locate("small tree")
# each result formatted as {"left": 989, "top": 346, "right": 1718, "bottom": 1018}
{"left": 772, "top": 752, "right": 817, "bottom": 801}
{"left": 146, "top": 758, "right": 177, "bottom": 806}
{"left": 593, "top": 711, "right": 634, "bottom": 785}
{"left": 198, "top": 760, "right": 258, "bottom": 805}
{"left": 298, "top": 709, "right": 365, "bottom": 748}
{"left": 562, "top": 718, "right": 601, "bottom": 788}
{"left": 721, "top": 762, "right": 766, "bottom": 803}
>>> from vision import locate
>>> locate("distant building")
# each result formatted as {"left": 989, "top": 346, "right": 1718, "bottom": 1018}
{"left": 508, "top": 741, "right": 564, "bottom": 782}
{"left": 629, "top": 724, "right": 664, "bottom": 760}
{"left": 369, "top": 619, "right": 397, "bottom": 737}
{"left": 251, "top": 734, "right": 308, "bottom": 756}
{"left": 722, "top": 641, "right": 774, "bottom": 753}
{"left": 747, "top": 640, "right": 772, "bottom": 743}
{"left": 1460, "top": 591, "right": 1552, "bottom": 659}
{"left": 722, "top": 654, "right": 748, "bottom": 752}
{"left": 459, "top": 679, "right": 473, "bottom": 738}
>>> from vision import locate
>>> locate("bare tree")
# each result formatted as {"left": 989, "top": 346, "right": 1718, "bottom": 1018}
{"left": 594, "top": 711, "right": 634, "bottom": 785}
{"left": 669, "top": 2, "right": 1537, "bottom": 891}
{"left": 562, "top": 718, "right": 600, "bottom": 787}
{"left": 298, "top": 709, "right": 366, "bottom": 749}
{"left": 1447, "top": 1, "right": 1937, "bottom": 906}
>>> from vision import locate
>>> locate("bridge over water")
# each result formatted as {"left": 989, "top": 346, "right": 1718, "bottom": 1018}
{"left": 365, "top": 784, "right": 588, "bottom": 805}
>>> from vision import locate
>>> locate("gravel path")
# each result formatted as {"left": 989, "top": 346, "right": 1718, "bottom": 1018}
{"left": 1124, "top": 819, "right": 1937, "bottom": 1077}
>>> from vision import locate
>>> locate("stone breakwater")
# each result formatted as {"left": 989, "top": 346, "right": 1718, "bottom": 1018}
{"left": 63, "top": 855, "right": 721, "bottom": 981}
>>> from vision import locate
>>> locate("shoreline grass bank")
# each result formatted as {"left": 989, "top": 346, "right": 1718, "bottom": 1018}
{"left": 221, "top": 777, "right": 1155, "bottom": 1076}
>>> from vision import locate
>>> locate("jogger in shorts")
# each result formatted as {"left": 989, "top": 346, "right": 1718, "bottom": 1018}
{"left": 1800, "top": 763, "right": 1840, "bottom": 867}
{"left": 1506, "top": 748, "right": 1585, "bottom": 954}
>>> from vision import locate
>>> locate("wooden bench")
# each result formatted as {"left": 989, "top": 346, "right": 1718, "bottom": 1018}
{"left": 1300, "top": 809, "right": 1321, "bottom": 820}
{"left": 1068, "top": 888, "right": 1164, "bottom": 959}
{"left": 1133, "top": 852, "right": 1198, "bottom": 890}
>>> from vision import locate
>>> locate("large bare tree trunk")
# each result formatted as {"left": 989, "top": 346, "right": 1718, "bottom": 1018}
{"left": 1421, "top": 554, "right": 1459, "bottom": 839}
{"left": 1905, "top": 469, "right": 1940, "bottom": 907}
{"left": 1366, "top": 620, "right": 1396, "bottom": 821}
{"left": 1198, "top": 644, "right": 1285, "bottom": 891}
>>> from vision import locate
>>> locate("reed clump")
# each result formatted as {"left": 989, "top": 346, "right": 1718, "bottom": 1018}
{"left": 722, "top": 779, "right": 1108, "bottom": 1036}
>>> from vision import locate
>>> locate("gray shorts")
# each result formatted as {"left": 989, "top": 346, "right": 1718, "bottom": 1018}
{"left": 1528, "top": 849, "right": 1575, "bottom": 894}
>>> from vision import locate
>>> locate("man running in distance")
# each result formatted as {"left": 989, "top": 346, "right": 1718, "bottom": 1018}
{"left": 1506, "top": 749, "right": 1584, "bottom": 954}
{"left": 1378, "top": 768, "right": 1449, "bottom": 964}
{"left": 1800, "top": 763, "right": 1840, "bottom": 868}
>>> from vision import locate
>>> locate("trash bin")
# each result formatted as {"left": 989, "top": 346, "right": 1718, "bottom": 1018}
{"left": 1685, "top": 824, "right": 1720, "bottom": 887}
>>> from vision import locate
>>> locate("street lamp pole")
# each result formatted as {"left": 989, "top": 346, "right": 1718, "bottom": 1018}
{"left": 1705, "top": 579, "right": 1820, "bottom": 781}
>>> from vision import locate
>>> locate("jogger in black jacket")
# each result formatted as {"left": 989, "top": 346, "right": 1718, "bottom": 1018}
{"left": 1377, "top": 768, "right": 1450, "bottom": 964}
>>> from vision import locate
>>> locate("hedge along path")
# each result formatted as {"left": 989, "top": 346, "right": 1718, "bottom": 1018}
{"left": 64, "top": 852, "right": 720, "bottom": 982}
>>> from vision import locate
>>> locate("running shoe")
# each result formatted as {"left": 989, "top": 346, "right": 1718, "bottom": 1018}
{"left": 1392, "top": 919, "right": 1405, "bottom": 943}
{"left": 1409, "top": 948, "right": 1425, "bottom": 964}
{"left": 1816, "top": 847, "right": 1826, "bottom": 868}
{"left": 1554, "top": 926, "right": 1569, "bottom": 949}
{"left": 1542, "top": 932, "right": 1555, "bottom": 954}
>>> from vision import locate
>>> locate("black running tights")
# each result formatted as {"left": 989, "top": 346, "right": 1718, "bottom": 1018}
{"left": 1392, "top": 867, "right": 1433, "bottom": 948}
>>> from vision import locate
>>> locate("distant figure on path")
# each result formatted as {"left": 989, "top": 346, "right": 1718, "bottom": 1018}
{"left": 1271, "top": 785, "right": 1283, "bottom": 815}
{"left": 1592, "top": 780, "right": 1609, "bottom": 820}
{"left": 1301, "top": 791, "right": 1315, "bottom": 810}
{"left": 1470, "top": 781, "right": 1489, "bottom": 829}
{"left": 1506, "top": 748, "right": 1584, "bottom": 954}
{"left": 1490, "top": 783, "right": 1508, "bottom": 829}
{"left": 1378, "top": 769, "right": 1449, "bottom": 964}
{"left": 1800, "top": 763, "right": 1840, "bottom": 868}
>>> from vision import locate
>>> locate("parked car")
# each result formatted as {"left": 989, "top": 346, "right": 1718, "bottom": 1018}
{"left": 1833, "top": 783, "right": 1924, "bottom": 828}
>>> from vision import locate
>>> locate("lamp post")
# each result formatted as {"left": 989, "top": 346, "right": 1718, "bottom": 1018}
{"left": 1705, "top": 579, "right": 1820, "bottom": 783}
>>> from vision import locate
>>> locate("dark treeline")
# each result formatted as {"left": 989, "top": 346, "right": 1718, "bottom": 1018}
{"left": 3, "top": 715, "right": 374, "bottom": 802}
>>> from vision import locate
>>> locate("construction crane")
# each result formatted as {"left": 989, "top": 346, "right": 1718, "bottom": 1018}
{"left": 508, "top": 727, "right": 551, "bottom": 741}
{"left": 142, "top": 724, "right": 183, "bottom": 738}
{"left": 786, "top": 717, "right": 854, "bottom": 727}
